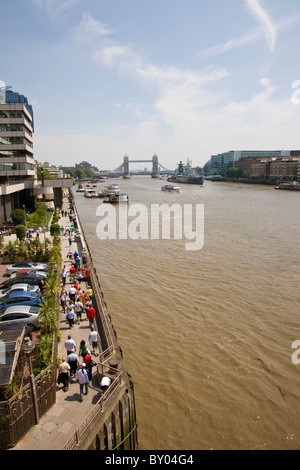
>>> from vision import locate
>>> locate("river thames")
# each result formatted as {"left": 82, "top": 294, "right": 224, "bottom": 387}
{"left": 74, "top": 177, "right": 300, "bottom": 450}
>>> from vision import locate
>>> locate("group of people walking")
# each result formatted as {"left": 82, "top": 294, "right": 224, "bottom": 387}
{"left": 58, "top": 332, "right": 102, "bottom": 401}
{"left": 57, "top": 204, "right": 107, "bottom": 402}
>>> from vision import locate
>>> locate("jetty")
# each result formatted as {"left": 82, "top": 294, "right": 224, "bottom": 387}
{"left": 2, "top": 190, "right": 138, "bottom": 450}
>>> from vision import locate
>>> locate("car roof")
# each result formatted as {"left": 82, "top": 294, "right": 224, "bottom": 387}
{"left": 8, "top": 291, "right": 37, "bottom": 299}
{"left": 10, "top": 284, "right": 30, "bottom": 290}
{"left": 1, "top": 305, "right": 39, "bottom": 314}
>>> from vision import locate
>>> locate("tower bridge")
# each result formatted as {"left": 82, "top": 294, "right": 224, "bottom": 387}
{"left": 113, "top": 154, "right": 174, "bottom": 179}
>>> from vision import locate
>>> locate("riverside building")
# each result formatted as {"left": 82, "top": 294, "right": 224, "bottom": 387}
{"left": 0, "top": 85, "right": 72, "bottom": 224}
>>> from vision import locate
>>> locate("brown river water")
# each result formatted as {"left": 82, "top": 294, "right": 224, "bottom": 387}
{"left": 74, "top": 177, "right": 300, "bottom": 450}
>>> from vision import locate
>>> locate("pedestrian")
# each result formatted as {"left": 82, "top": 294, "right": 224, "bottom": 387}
{"left": 61, "top": 266, "right": 68, "bottom": 286}
{"left": 68, "top": 235, "right": 72, "bottom": 246}
{"left": 79, "top": 339, "right": 90, "bottom": 358}
{"left": 82, "top": 351, "right": 93, "bottom": 381}
{"left": 66, "top": 301, "right": 76, "bottom": 328}
{"left": 74, "top": 298, "right": 84, "bottom": 325}
{"left": 58, "top": 357, "right": 70, "bottom": 391}
{"left": 79, "top": 290, "right": 88, "bottom": 306}
{"left": 65, "top": 334, "right": 76, "bottom": 355}
{"left": 67, "top": 248, "right": 73, "bottom": 260}
{"left": 60, "top": 288, "right": 67, "bottom": 313}
{"left": 67, "top": 349, "right": 79, "bottom": 377}
{"left": 75, "top": 364, "right": 89, "bottom": 402}
{"left": 75, "top": 256, "right": 81, "bottom": 271}
{"left": 69, "top": 285, "right": 77, "bottom": 302}
{"left": 69, "top": 265, "right": 76, "bottom": 283}
{"left": 100, "top": 376, "right": 111, "bottom": 393}
{"left": 87, "top": 287, "right": 93, "bottom": 302}
{"left": 89, "top": 326, "right": 100, "bottom": 356}
{"left": 76, "top": 270, "right": 83, "bottom": 284}
{"left": 86, "top": 304, "right": 96, "bottom": 328}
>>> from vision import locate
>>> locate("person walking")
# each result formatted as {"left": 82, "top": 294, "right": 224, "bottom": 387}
{"left": 75, "top": 364, "right": 89, "bottom": 402}
{"left": 69, "top": 285, "right": 77, "bottom": 303}
{"left": 89, "top": 326, "right": 100, "bottom": 357}
{"left": 68, "top": 235, "right": 72, "bottom": 246}
{"left": 82, "top": 351, "right": 93, "bottom": 381}
{"left": 58, "top": 357, "right": 71, "bottom": 391}
{"left": 74, "top": 298, "right": 84, "bottom": 325}
{"left": 66, "top": 301, "right": 76, "bottom": 328}
{"left": 67, "top": 349, "right": 79, "bottom": 378}
{"left": 86, "top": 304, "right": 96, "bottom": 328}
{"left": 60, "top": 288, "right": 67, "bottom": 313}
{"left": 65, "top": 335, "right": 76, "bottom": 355}
{"left": 61, "top": 266, "right": 68, "bottom": 286}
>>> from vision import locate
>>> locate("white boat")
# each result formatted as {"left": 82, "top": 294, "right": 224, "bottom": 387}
{"left": 161, "top": 184, "right": 180, "bottom": 192}
{"left": 84, "top": 189, "right": 98, "bottom": 198}
{"left": 104, "top": 184, "right": 120, "bottom": 195}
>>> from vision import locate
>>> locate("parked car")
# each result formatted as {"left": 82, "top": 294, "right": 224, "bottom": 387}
{"left": 0, "top": 283, "right": 40, "bottom": 298}
{"left": 0, "top": 305, "right": 41, "bottom": 331}
{"left": 10, "top": 268, "right": 48, "bottom": 279}
{"left": 6, "top": 262, "right": 48, "bottom": 276}
{"left": 0, "top": 273, "right": 45, "bottom": 290}
{"left": 0, "top": 291, "right": 43, "bottom": 312}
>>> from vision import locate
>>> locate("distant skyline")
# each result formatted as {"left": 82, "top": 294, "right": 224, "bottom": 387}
{"left": 1, "top": 0, "right": 300, "bottom": 171}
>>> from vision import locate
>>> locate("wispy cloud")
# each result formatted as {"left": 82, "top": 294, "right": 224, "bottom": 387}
{"left": 198, "top": 28, "right": 261, "bottom": 58}
{"left": 73, "top": 13, "right": 114, "bottom": 43}
{"left": 245, "top": 0, "right": 277, "bottom": 51}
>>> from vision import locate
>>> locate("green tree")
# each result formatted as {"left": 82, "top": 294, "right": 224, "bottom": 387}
{"left": 10, "top": 209, "right": 25, "bottom": 225}
{"left": 37, "top": 166, "right": 51, "bottom": 180}
{"left": 226, "top": 167, "right": 240, "bottom": 178}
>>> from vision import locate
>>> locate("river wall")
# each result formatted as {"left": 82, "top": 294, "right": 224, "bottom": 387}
{"left": 67, "top": 189, "right": 138, "bottom": 450}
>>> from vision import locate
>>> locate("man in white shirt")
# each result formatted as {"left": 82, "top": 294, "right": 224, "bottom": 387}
{"left": 65, "top": 335, "right": 76, "bottom": 355}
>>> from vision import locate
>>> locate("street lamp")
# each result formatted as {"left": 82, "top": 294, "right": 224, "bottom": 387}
{"left": 23, "top": 205, "right": 26, "bottom": 230}
{"left": 22, "top": 337, "right": 39, "bottom": 424}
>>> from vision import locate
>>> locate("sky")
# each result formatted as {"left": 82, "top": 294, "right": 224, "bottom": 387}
{"left": 1, "top": 0, "right": 300, "bottom": 171}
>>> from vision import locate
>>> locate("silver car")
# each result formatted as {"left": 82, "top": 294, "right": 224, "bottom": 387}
{"left": 0, "top": 283, "right": 41, "bottom": 298}
{"left": 6, "top": 262, "right": 48, "bottom": 276}
{"left": 0, "top": 305, "right": 41, "bottom": 331}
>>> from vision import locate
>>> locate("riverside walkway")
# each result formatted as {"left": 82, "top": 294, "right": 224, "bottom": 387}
{"left": 11, "top": 195, "right": 106, "bottom": 450}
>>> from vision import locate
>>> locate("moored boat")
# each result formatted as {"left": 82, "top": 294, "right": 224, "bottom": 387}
{"left": 274, "top": 182, "right": 300, "bottom": 191}
{"left": 103, "top": 193, "right": 129, "bottom": 204}
{"left": 84, "top": 189, "right": 98, "bottom": 198}
{"left": 168, "top": 159, "right": 203, "bottom": 185}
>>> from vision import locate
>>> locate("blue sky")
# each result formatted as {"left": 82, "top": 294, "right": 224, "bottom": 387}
{"left": 1, "top": 0, "right": 300, "bottom": 171}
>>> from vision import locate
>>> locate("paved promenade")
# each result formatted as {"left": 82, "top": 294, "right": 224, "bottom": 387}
{"left": 5, "top": 196, "right": 105, "bottom": 450}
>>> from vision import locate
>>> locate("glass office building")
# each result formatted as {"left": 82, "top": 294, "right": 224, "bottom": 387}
{"left": 211, "top": 150, "right": 286, "bottom": 175}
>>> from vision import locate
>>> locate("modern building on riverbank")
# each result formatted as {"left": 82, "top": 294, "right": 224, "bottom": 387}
{"left": 0, "top": 86, "right": 72, "bottom": 223}
{"left": 210, "top": 150, "right": 300, "bottom": 182}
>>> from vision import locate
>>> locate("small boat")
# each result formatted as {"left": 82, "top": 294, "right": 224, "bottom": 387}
{"left": 84, "top": 189, "right": 98, "bottom": 198}
{"left": 76, "top": 184, "right": 85, "bottom": 192}
{"left": 103, "top": 193, "right": 129, "bottom": 204}
{"left": 161, "top": 184, "right": 181, "bottom": 192}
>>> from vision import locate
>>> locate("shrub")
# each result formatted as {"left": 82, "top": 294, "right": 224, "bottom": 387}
{"left": 50, "top": 223, "right": 60, "bottom": 237}
{"left": 16, "top": 225, "right": 26, "bottom": 240}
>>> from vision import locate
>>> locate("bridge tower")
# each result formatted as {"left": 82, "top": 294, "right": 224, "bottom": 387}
{"left": 123, "top": 155, "right": 131, "bottom": 179}
{"left": 151, "top": 154, "right": 160, "bottom": 178}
